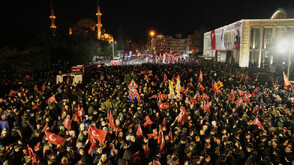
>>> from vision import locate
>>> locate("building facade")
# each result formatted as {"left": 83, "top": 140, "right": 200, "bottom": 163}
{"left": 203, "top": 15, "right": 294, "bottom": 68}
{"left": 151, "top": 34, "right": 191, "bottom": 54}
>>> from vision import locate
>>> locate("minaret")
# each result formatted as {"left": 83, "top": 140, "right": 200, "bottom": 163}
{"left": 49, "top": 0, "right": 57, "bottom": 36}
{"left": 96, "top": 0, "right": 102, "bottom": 40}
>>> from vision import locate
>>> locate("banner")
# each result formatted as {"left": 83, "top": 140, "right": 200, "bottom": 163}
{"left": 233, "top": 22, "right": 242, "bottom": 51}
{"left": 220, "top": 27, "right": 226, "bottom": 50}
{"left": 211, "top": 30, "right": 216, "bottom": 50}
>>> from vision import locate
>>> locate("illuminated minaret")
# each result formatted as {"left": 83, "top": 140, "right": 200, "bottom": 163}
{"left": 49, "top": 0, "right": 57, "bottom": 36}
{"left": 96, "top": 0, "right": 102, "bottom": 40}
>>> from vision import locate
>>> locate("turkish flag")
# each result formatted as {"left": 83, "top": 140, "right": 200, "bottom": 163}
{"left": 153, "top": 160, "right": 161, "bottom": 165}
{"left": 168, "top": 129, "right": 173, "bottom": 142}
{"left": 252, "top": 105, "right": 259, "bottom": 114}
{"left": 159, "top": 94, "right": 168, "bottom": 100}
{"left": 203, "top": 93, "right": 209, "bottom": 101}
{"left": 137, "top": 124, "right": 143, "bottom": 138}
{"left": 157, "top": 102, "right": 169, "bottom": 109}
{"left": 8, "top": 90, "right": 17, "bottom": 97}
{"left": 253, "top": 117, "right": 263, "bottom": 130}
{"left": 88, "top": 139, "right": 97, "bottom": 154}
{"left": 211, "top": 30, "right": 216, "bottom": 50}
{"left": 46, "top": 132, "right": 65, "bottom": 145}
{"left": 26, "top": 144, "right": 37, "bottom": 164}
{"left": 184, "top": 87, "right": 189, "bottom": 95}
{"left": 130, "top": 151, "right": 141, "bottom": 165}
{"left": 163, "top": 74, "right": 167, "bottom": 83}
{"left": 200, "top": 84, "right": 205, "bottom": 92}
{"left": 72, "top": 105, "right": 85, "bottom": 122}
{"left": 177, "top": 108, "right": 188, "bottom": 125}
{"left": 63, "top": 115, "right": 71, "bottom": 131}
{"left": 109, "top": 111, "right": 115, "bottom": 129}
{"left": 162, "top": 118, "right": 166, "bottom": 126}
{"left": 46, "top": 95, "right": 56, "bottom": 104}
{"left": 252, "top": 87, "right": 260, "bottom": 96}
{"left": 32, "top": 104, "right": 39, "bottom": 110}
{"left": 228, "top": 90, "right": 235, "bottom": 102}
{"left": 243, "top": 93, "right": 252, "bottom": 104}
{"left": 42, "top": 123, "right": 50, "bottom": 133}
{"left": 88, "top": 126, "right": 107, "bottom": 144}
{"left": 151, "top": 82, "right": 157, "bottom": 86}
{"left": 180, "top": 87, "right": 185, "bottom": 93}
{"left": 238, "top": 89, "right": 245, "bottom": 96}
{"left": 198, "top": 70, "right": 203, "bottom": 82}
{"left": 203, "top": 103, "right": 211, "bottom": 115}
{"left": 143, "top": 115, "right": 153, "bottom": 127}
{"left": 283, "top": 72, "right": 291, "bottom": 87}
{"left": 42, "top": 83, "right": 46, "bottom": 91}
{"left": 190, "top": 97, "right": 197, "bottom": 105}
{"left": 235, "top": 97, "right": 243, "bottom": 105}
{"left": 194, "top": 91, "right": 201, "bottom": 101}
{"left": 150, "top": 94, "right": 158, "bottom": 99}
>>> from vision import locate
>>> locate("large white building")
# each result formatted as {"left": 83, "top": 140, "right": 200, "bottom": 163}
{"left": 203, "top": 9, "right": 294, "bottom": 68}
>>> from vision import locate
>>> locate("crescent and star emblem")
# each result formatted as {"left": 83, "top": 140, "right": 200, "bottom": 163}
{"left": 49, "top": 134, "right": 56, "bottom": 141}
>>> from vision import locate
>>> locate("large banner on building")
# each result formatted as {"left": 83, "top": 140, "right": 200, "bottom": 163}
{"left": 233, "top": 22, "right": 242, "bottom": 51}
{"left": 210, "top": 30, "right": 216, "bottom": 50}
{"left": 220, "top": 27, "right": 226, "bottom": 50}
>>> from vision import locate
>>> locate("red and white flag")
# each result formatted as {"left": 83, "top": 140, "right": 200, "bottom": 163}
{"left": 26, "top": 144, "right": 37, "bottom": 164}
{"left": 184, "top": 87, "right": 189, "bottom": 95}
{"left": 177, "top": 108, "right": 188, "bottom": 125}
{"left": 238, "top": 89, "right": 245, "bottom": 96}
{"left": 235, "top": 97, "right": 243, "bottom": 105}
{"left": 109, "top": 111, "right": 115, "bottom": 129}
{"left": 88, "top": 126, "right": 107, "bottom": 144}
{"left": 150, "top": 94, "right": 158, "bottom": 99}
{"left": 143, "top": 115, "right": 154, "bottom": 127}
{"left": 198, "top": 70, "right": 203, "bottom": 82}
{"left": 130, "top": 151, "right": 141, "bottom": 165}
{"left": 8, "top": 90, "right": 17, "bottom": 97}
{"left": 228, "top": 90, "right": 235, "bottom": 102}
{"left": 63, "top": 115, "right": 71, "bottom": 131}
{"left": 72, "top": 105, "right": 85, "bottom": 122}
{"left": 168, "top": 129, "right": 173, "bottom": 142}
{"left": 159, "top": 94, "right": 168, "bottom": 101}
{"left": 162, "top": 118, "right": 166, "bottom": 126}
{"left": 46, "top": 95, "right": 56, "bottom": 104}
{"left": 190, "top": 97, "right": 197, "bottom": 105}
{"left": 203, "top": 93, "right": 209, "bottom": 101}
{"left": 137, "top": 124, "right": 143, "bottom": 138}
{"left": 252, "top": 87, "right": 260, "bottom": 96}
{"left": 253, "top": 117, "right": 263, "bottom": 130}
{"left": 211, "top": 30, "right": 216, "bottom": 50}
{"left": 157, "top": 102, "right": 169, "bottom": 109}
{"left": 194, "top": 91, "right": 201, "bottom": 101}
{"left": 243, "top": 93, "right": 252, "bottom": 104}
{"left": 46, "top": 132, "right": 65, "bottom": 145}
{"left": 42, "top": 123, "right": 50, "bottom": 133}
{"left": 203, "top": 102, "right": 211, "bottom": 115}
{"left": 88, "top": 139, "right": 97, "bottom": 154}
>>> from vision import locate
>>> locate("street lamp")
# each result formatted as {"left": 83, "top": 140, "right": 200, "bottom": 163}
{"left": 149, "top": 30, "right": 155, "bottom": 52}
{"left": 278, "top": 39, "right": 291, "bottom": 79}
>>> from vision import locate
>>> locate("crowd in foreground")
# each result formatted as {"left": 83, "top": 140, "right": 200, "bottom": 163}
{"left": 0, "top": 60, "right": 293, "bottom": 165}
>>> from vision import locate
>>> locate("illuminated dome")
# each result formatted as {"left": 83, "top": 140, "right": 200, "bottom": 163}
{"left": 271, "top": 8, "right": 287, "bottom": 19}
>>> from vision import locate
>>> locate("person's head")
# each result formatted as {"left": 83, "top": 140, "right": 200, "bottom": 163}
{"left": 79, "top": 148, "right": 84, "bottom": 155}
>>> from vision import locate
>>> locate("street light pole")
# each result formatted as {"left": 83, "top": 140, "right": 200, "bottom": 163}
{"left": 112, "top": 42, "right": 115, "bottom": 60}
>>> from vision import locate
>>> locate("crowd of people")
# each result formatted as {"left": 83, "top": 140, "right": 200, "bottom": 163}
{"left": 0, "top": 60, "right": 293, "bottom": 165}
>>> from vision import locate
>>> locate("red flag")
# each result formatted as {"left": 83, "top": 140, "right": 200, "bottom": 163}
{"left": 153, "top": 160, "right": 161, "bottom": 165}
{"left": 63, "top": 115, "right": 71, "bottom": 131}
{"left": 109, "top": 111, "right": 115, "bottom": 129}
{"left": 88, "top": 126, "right": 107, "bottom": 144}
{"left": 26, "top": 144, "right": 37, "bottom": 164}
{"left": 162, "top": 118, "right": 166, "bottom": 126}
{"left": 147, "top": 129, "right": 158, "bottom": 139}
{"left": 159, "top": 94, "right": 168, "bottom": 100}
{"left": 88, "top": 139, "right": 97, "bottom": 154}
{"left": 32, "top": 104, "right": 39, "bottom": 110}
{"left": 203, "top": 93, "right": 209, "bottom": 101}
{"left": 235, "top": 97, "right": 243, "bottom": 105}
{"left": 8, "top": 90, "right": 17, "bottom": 97}
{"left": 184, "top": 87, "right": 189, "bottom": 95}
{"left": 211, "top": 30, "right": 216, "bottom": 50}
{"left": 25, "top": 74, "right": 30, "bottom": 80}
{"left": 137, "top": 124, "right": 143, "bottom": 138}
{"left": 238, "top": 89, "right": 245, "bottom": 96}
{"left": 253, "top": 105, "right": 259, "bottom": 114}
{"left": 200, "top": 84, "right": 205, "bottom": 92}
{"left": 283, "top": 72, "right": 291, "bottom": 87}
{"left": 203, "top": 102, "right": 211, "bottom": 115}
{"left": 143, "top": 115, "right": 154, "bottom": 127}
{"left": 157, "top": 126, "right": 165, "bottom": 151}
{"left": 46, "top": 132, "right": 65, "bottom": 145}
{"left": 144, "top": 74, "right": 149, "bottom": 81}
{"left": 177, "top": 108, "right": 188, "bottom": 125}
{"left": 72, "top": 105, "right": 85, "bottom": 122}
{"left": 141, "top": 71, "right": 146, "bottom": 75}
{"left": 150, "top": 94, "right": 159, "bottom": 99}
{"left": 168, "top": 129, "right": 173, "bottom": 142}
{"left": 190, "top": 97, "right": 197, "bottom": 105}
{"left": 189, "top": 82, "right": 194, "bottom": 88}
{"left": 243, "top": 93, "right": 252, "bottom": 104}
{"left": 151, "top": 82, "right": 157, "bottom": 86}
{"left": 217, "top": 89, "right": 223, "bottom": 95}
{"left": 194, "top": 91, "right": 201, "bottom": 101}
{"left": 163, "top": 74, "right": 167, "bottom": 83}
{"left": 198, "top": 70, "right": 203, "bottom": 82}
{"left": 176, "top": 75, "right": 181, "bottom": 82}
{"left": 252, "top": 87, "right": 260, "bottom": 96}
{"left": 155, "top": 75, "right": 159, "bottom": 81}
{"left": 228, "top": 90, "right": 235, "bottom": 102}
{"left": 42, "top": 123, "right": 50, "bottom": 133}
{"left": 157, "top": 102, "right": 169, "bottom": 109}
{"left": 253, "top": 117, "right": 263, "bottom": 130}
{"left": 46, "top": 95, "right": 56, "bottom": 104}
{"left": 130, "top": 151, "right": 141, "bottom": 165}
{"left": 42, "top": 83, "right": 46, "bottom": 91}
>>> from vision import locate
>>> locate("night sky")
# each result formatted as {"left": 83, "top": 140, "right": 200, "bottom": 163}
{"left": 1, "top": 0, "right": 294, "bottom": 44}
